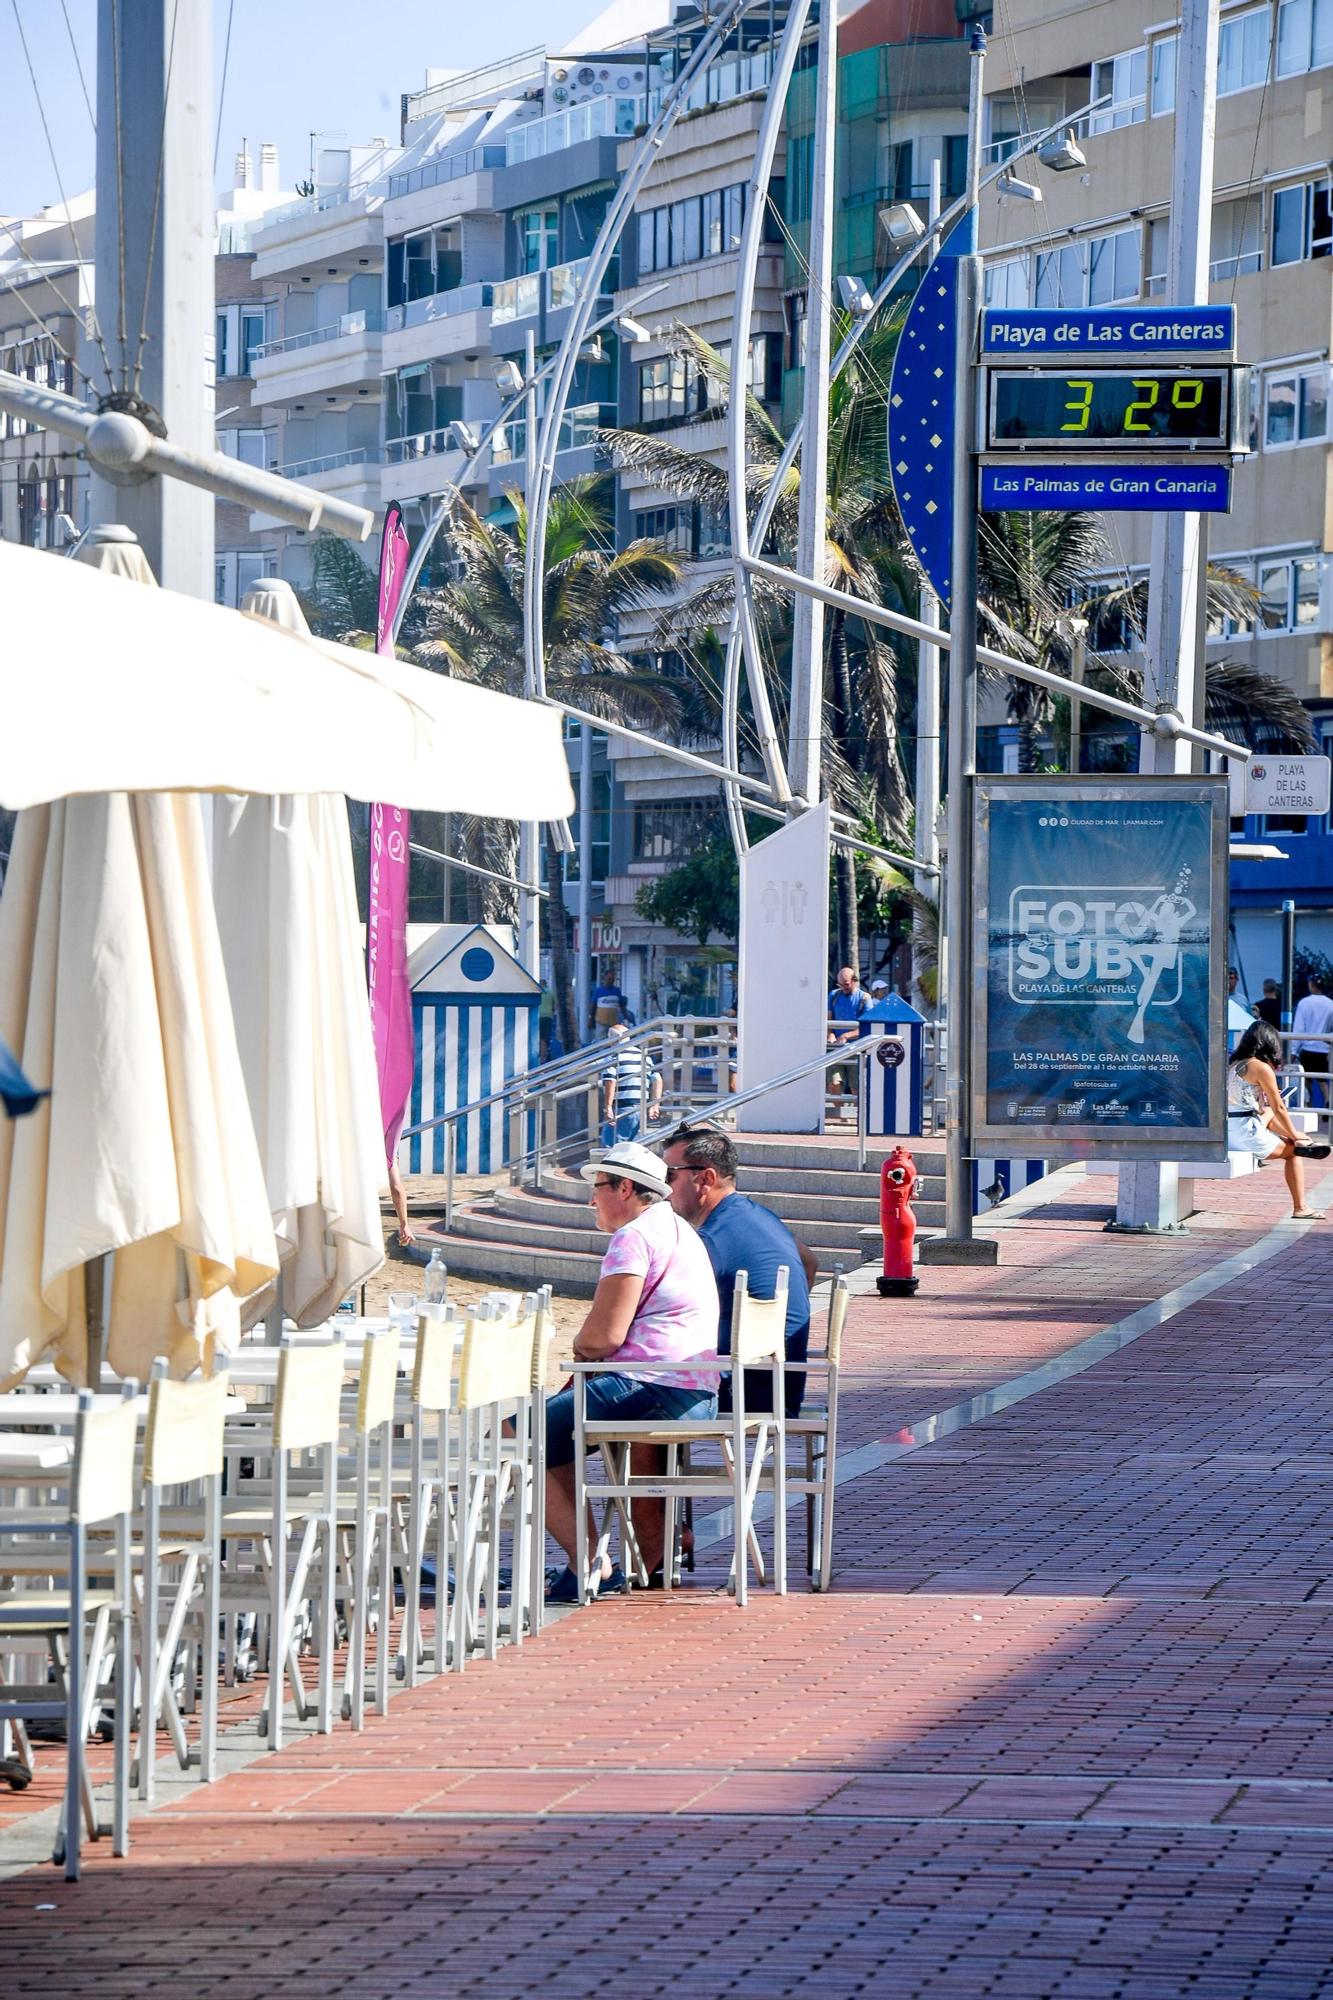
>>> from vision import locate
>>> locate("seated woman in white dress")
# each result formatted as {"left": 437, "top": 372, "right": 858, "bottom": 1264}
{"left": 1228, "top": 1021, "right": 1329, "bottom": 1220}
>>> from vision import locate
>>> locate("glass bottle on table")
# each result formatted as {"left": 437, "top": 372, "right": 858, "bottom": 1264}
{"left": 422, "top": 1247, "right": 448, "bottom": 1320}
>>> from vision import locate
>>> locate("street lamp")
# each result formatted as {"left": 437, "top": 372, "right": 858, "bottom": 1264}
{"left": 836, "top": 275, "right": 875, "bottom": 317}
{"left": 615, "top": 313, "right": 653, "bottom": 343}
{"left": 995, "top": 168, "right": 1043, "bottom": 202}
{"left": 879, "top": 201, "right": 926, "bottom": 245}
{"left": 491, "top": 358, "right": 524, "bottom": 398}
{"left": 1037, "top": 130, "right": 1088, "bottom": 173}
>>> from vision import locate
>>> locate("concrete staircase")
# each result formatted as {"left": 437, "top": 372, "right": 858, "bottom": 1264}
{"left": 405, "top": 1133, "right": 944, "bottom": 1296}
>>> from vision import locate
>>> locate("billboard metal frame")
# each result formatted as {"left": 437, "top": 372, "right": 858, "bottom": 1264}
{"left": 969, "top": 774, "right": 1231, "bottom": 1163}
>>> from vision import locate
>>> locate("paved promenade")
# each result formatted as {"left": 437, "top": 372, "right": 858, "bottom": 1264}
{"left": 4, "top": 1164, "right": 1333, "bottom": 1998}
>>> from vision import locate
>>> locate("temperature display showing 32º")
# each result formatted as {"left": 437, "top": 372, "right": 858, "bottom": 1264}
{"left": 987, "top": 368, "right": 1232, "bottom": 451}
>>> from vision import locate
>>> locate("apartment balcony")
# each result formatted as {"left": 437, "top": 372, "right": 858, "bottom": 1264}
{"left": 381, "top": 428, "right": 472, "bottom": 507}
{"left": 248, "top": 446, "right": 379, "bottom": 528}
{"left": 248, "top": 186, "right": 382, "bottom": 283}
{"left": 383, "top": 283, "right": 493, "bottom": 367}
{"left": 487, "top": 401, "right": 611, "bottom": 492}
{"left": 382, "top": 146, "right": 504, "bottom": 236}
{"left": 504, "top": 95, "right": 642, "bottom": 167}
{"left": 490, "top": 272, "right": 543, "bottom": 327}
{"left": 250, "top": 309, "right": 384, "bottom": 407}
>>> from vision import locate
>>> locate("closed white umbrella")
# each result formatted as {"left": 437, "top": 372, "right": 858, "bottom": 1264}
{"left": 213, "top": 580, "right": 384, "bottom": 1326}
{"left": 0, "top": 529, "right": 280, "bottom": 1384}
{"left": 0, "top": 539, "right": 574, "bottom": 819}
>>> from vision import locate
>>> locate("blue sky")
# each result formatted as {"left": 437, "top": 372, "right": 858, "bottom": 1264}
{"left": 0, "top": 1, "right": 601, "bottom": 219}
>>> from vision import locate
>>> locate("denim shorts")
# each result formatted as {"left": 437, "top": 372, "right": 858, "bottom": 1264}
{"left": 545, "top": 1373, "right": 717, "bottom": 1468}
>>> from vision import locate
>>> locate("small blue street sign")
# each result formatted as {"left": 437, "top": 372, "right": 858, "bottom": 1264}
{"left": 981, "top": 306, "right": 1236, "bottom": 358}
{"left": 980, "top": 462, "right": 1232, "bottom": 513}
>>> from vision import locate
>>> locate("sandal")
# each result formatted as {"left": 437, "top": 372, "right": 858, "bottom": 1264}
{"left": 1294, "top": 1141, "right": 1331, "bottom": 1160}
{"left": 1291, "top": 1209, "right": 1326, "bottom": 1220}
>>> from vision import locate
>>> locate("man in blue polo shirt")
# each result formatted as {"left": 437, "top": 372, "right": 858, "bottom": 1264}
{"left": 663, "top": 1124, "right": 817, "bottom": 1418}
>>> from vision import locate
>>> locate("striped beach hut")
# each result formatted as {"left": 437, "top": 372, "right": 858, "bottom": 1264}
{"left": 401, "top": 924, "right": 539, "bottom": 1175}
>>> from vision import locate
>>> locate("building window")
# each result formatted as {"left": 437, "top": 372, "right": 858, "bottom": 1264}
{"left": 1089, "top": 48, "right": 1147, "bottom": 131}
{"left": 787, "top": 290, "right": 807, "bottom": 369}
{"left": 632, "top": 503, "right": 696, "bottom": 555}
{"left": 214, "top": 550, "right": 275, "bottom": 607}
{"left": 1218, "top": 5, "right": 1273, "bottom": 94}
{"left": 1256, "top": 552, "right": 1324, "bottom": 632}
{"left": 984, "top": 253, "right": 1032, "bottom": 308}
{"left": 1272, "top": 179, "right": 1333, "bottom": 265}
{"left": 217, "top": 426, "right": 275, "bottom": 469}
{"left": 1035, "top": 227, "right": 1139, "bottom": 308}
{"left": 216, "top": 303, "right": 272, "bottom": 376}
{"left": 1145, "top": 216, "right": 1169, "bottom": 295}
{"left": 1151, "top": 36, "right": 1178, "bottom": 113}
{"left": 635, "top": 353, "right": 714, "bottom": 426}
{"left": 517, "top": 207, "right": 558, "bottom": 274}
{"left": 1209, "top": 196, "right": 1263, "bottom": 281}
{"left": 696, "top": 499, "right": 731, "bottom": 560}
{"left": 635, "top": 184, "right": 746, "bottom": 276}
{"left": 632, "top": 800, "right": 719, "bottom": 863}
{"left": 1277, "top": 0, "right": 1333, "bottom": 75}
{"left": 1264, "top": 366, "right": 1329, "bottom": 447}
{"left": 564, "top": 769, "right": 611, "bottom": 885}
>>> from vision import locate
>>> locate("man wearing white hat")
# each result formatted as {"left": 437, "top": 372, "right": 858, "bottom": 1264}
{"left": 542, "top": 1142, "right": 719, "bottom": 1602}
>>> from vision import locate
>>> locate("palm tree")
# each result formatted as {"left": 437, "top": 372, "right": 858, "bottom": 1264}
{"left": 414, "top": 476, "right": 691, "bottom": 1054}
{"left": 600, "top": 316, "right": 916, "bottom": 969}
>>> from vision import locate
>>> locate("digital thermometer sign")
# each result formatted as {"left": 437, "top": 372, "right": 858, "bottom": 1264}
{"left": 985, "top": 367, "right": 1238, "bottom": 452}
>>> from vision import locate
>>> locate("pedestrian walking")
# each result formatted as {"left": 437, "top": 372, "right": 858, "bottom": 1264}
{"left": 600, "top": 1022, "right": 662, "bottom": 1145}
{"left": 1228, "top": 1021, "right": 1329, "bottom": 1218}
{"left": 1292, "top": 975, "right": 1333, "bottom": 1109}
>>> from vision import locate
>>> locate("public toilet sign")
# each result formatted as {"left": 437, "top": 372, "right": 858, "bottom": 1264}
{"left": 981, "top": 306, "right": 1236, "bottom": 358}
{"left": 1228, "top": 753, "right": 1332, "bottom": 818}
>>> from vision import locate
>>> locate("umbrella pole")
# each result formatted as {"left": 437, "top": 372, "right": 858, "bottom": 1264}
{"left": 264, "top": 1270, "right": 284, "bottom": 1348}
{"left": 85, "top": 1252, "right": 112, "bottom": 1391}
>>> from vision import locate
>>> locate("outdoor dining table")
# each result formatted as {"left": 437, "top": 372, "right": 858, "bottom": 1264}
{"left": 0, "top": 1433, "right": 74, "bottom": 1474}
{"left": 0, "top": 1391, "right": 247, "bottom": 1425}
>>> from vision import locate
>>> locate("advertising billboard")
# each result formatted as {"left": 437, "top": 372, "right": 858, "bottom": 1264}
{"left": 971, "top": 777, "right": 1229, "bottom": 1160}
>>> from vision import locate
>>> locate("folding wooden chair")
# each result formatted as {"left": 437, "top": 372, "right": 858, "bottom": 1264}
{"left": 0, "top": 1385, "right": 137, "bottom": 1878}
{"left": 573, "top": 1269, "right": 788, "bottom": 1608}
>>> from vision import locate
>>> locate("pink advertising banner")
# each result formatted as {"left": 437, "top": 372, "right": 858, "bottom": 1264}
{"left": 368, "top": 503, "right": 414, "bottom": 1163}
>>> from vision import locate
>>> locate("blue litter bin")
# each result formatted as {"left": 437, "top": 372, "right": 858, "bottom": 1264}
{"left": 859, "top": 994, "right": 926, "bottom": 1138}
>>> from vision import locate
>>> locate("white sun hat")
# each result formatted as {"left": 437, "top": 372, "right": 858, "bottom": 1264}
{"left": 580, "top": 1141, "right": 670, "bottom": 1200}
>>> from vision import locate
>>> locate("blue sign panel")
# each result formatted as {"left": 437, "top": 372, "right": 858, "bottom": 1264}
{"left": 981, "top": 463, "right": 1231, "bottom": 513}
{"left": 971, "top": 778, "right": 1229, "bottom": 1160}
{"left": 981, "top": 306, "right": 1235, "bottom": 357}
{"left": 887, "top": 250, "right": 962, "bottom": 606}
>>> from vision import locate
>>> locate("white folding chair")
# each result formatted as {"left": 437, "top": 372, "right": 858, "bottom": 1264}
{"left": 341, "top": 1327, "right": 400, "bottom": 1730}
{"left": 451, "top": 1304, "right": 538, "bottom": 1670}
{"left": 137, "top": 1362, "right": 229, "bottom": 1797}
{"left": 525, "top": 1288, "right": 554, "bottom": 1642}
{"left": 0, "top": 1385, "right": 137, "bottom": 1878}
{"left": 401, "top": 1307, "right": 458, "bottom": 1687}
{"left": 214, "top": 1339, "right": 343, "bottom": 1751}
{"left": 784, "top": 1275, "right": 846, "bottom": 1591}
{"left": 573, "top": 1269, "right": 788, "bottom": 1608}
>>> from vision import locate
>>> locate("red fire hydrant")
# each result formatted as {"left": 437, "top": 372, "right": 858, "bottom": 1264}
{"left": 876, "top": 1145, "right": 920, "bottom": 1297}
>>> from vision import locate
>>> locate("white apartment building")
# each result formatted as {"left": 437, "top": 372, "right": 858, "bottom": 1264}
{"left": 981, "top": 0, "right": 1333, "bottom": 711}
{"left": 980, "top": 0, "right": 1333, "bottom": 972}
{"left": 246, "top": 139, "right": 402, "bottom": 585}
{"left": 0, "top": 193, "right": 95, "bottom": 551}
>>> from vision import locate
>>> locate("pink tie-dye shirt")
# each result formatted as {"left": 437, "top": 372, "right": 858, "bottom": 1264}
{"left": 600, "top": 1200, "right": 720, "bottom": 1392}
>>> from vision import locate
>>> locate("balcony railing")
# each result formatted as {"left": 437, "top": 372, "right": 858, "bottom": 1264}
{"left": 404, "top": 45, "right": 545, "bottom": 126}
{"left": 491, "top": 401, "right": 612, "bottom": 466}
{"left": 646, "top": 48, "right": 772, "bottom": 120}
{"left": 384, "top": 428, "right": 466, "bottom": 466}
{"left": 275, "top": 446, "right": 376, "bottom": 480}
{"left": 491, "top": 273, "right": 542, "bottom": 325}
{"left": 385, "top": 283, "right": 492, "bottom": 333}
{"left": 388, "top": 145, "right": 506, "bottom": 201}
{"left": 252, "top": 182, "right": 380, "bottom": 233}
{"left": 504, "top": 95, "right": 641, "bottom": 166}
{"left": 253, "top": 308, "right": 385, "bottom": 360}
